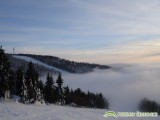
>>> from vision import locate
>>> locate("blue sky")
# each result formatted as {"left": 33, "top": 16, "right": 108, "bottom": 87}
{"left": 1, "top": 0, "right": 160, "bottom": 64}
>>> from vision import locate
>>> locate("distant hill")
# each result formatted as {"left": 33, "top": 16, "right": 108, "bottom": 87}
{"left": 16, "top": 54, "right": 111, "bottom": 73}
{"left": 8, "top": 54, "right": 59, "bottom": 76}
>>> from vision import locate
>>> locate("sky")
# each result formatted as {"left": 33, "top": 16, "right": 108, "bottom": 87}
{"left": 1, "top": 0, "right": 160, "bottom": 64}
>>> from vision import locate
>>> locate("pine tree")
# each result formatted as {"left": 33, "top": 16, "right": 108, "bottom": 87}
{"left": 21, "top": 76, "right": 28, "bottom": 103}
{"left": 95, "top": 93, "right": 109, "bottom": 109}
{"left": 37, "top": 80, "right": 44, "bottom": 94}
{"left": 8, "top": 70, "right": 15, "bottom": 95}
{"left": 25, "top": 62, "right": 39, "bottom": 103}
{"left": 15, "top": 68, "right": 24, "bottom": 96}
{"left": 56, "top": 73, "right": 64, "bottom": 105}
{"left": 87, "top": 91, "right": 93, "bottom": 108}
{"left": 0, "top": 46, "right": 11, "bottom": 99}
{"left": 63, "top": 86, "right": 71, "bottom": 105}
{"left": 44, "top": 73, "right": 56, "bottom": 103}
{"left": 36, "top": 88, "right": 42, "bottom": 102}
{"left": 139, "top": 98, "right": 159, "bottom": 113}
{"left": 73, "top": 88, "right": 83, "bottom": 106}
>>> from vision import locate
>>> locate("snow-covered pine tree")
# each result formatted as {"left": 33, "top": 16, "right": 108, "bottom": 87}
{"left": 37, "top": 80, "right": 44, "bottom": 103}
{"left": 21, "top": 76, "right": 28, "bottom": 103}
{"left": 35, "top": 88, "right": 44, "bottom": 104}
{"left": 33, "top": 77, "right": 43, "bottom": 103}
{"left": 0, "top": 46, "right": 11, "bottom": 100}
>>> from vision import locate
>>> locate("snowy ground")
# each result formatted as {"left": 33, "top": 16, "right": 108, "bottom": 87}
{"left": 0, "top": 101, "right": 159, "bottom": 120}
{"left": 0, "top": 101, "right": 106, "bottom": 120}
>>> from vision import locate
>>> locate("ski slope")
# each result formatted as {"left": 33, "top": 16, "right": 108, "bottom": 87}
{"left": 13, "top": 55, "right": 68, "bottom": 74}
{"left": 0, "top": 101, "right": 159, "bottom": 120}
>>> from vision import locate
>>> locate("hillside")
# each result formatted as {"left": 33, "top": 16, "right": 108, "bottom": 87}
{"left": 16, "top": 54, "right": 111, "bottom": 73}
{"left": 7, "top": 54, "right": 59, "bottom": 76}
{"left": 0, "top": 101, "right": 106, "bottom": 120}
{"left": 0, "top": 101, "right": 159, "bottom": 120}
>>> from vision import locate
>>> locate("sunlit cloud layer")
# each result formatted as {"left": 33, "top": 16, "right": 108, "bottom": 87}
{"left": 1, "top": 0, "right": 160, "bottom": 64}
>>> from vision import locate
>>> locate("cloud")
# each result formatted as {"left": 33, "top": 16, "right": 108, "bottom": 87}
{"left": 48, "top": 39, "right": 160, "bottom": 64}
{"left": 2, "top": 0, "right": 160, "bottom": 36}
{"left": 63, "top": 0, "right": 160, "bottom": 36}
{"left": 1, "top": 0, "right": 160, "bottom": 64}
{"left": 62, "top": 63, "right": 160, "bottom": 111}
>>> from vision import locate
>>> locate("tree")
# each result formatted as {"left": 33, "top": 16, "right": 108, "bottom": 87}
{"left": 21, "top": 76, "right": 28, "bottom": 103}
{"left": 56, "top": 73, "right": 64, "bottom": 105}
{"left": 25, "top": 62, "right": 39, "bottom": 103}
{"left": 37, "top": 80, "right": 44, "bottom": 94}
{"left": 44, "top": 73, "right": 56, "bottom": 103}
{"left": 95, "top": 93, "right": 109, "bottom": 109}
{"left": 8, "top": 70, "right": 15, "bottom": 95}
{"left": 139, "top": 98, "right": 159, "bottom": 113}
{"left": 15, "top": 68, "right": 24, "bottom": 96}
{"left": 63, "top": 86, "right": 71, "bottom": 105}
{"left": 0, "top": 46, "right": 11, "bottom": 99}
{"left": 73, "top": 88, "right": 83, "bottom": 106}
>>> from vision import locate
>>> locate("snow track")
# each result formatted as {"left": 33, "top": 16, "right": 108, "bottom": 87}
{"left": 13, "top": 55, "right": 68, "bottom": 74}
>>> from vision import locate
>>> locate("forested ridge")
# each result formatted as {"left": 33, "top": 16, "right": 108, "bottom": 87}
{"left": 17, "top": 54, "right": 110, "bottom": 73}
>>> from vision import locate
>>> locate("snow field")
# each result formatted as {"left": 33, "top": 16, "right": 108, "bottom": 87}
{"left": 0, "top": 102, "right": 160, "bottom": 120}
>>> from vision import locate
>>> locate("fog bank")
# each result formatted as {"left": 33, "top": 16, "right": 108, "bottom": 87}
{"left": 63, "top": 63, "right": 160, "bottom": 111}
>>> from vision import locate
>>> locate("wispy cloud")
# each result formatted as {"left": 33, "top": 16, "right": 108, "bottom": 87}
{"left": 1, "top": 0, "right": 160, "bottom": 64}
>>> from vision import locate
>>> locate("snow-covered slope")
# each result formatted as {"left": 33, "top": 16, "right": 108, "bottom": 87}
{"left": 0, "top": 102, "right": 159, "bottom": 120}
{"left": 13, "top": 55, "right": 68, "bottom": 74}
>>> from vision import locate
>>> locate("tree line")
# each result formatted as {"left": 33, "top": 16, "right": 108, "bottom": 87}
{"left": 0, "top": 46, "right": 108, "bottom": 109}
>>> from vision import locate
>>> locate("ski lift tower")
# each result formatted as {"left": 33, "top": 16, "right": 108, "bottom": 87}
{"left": 13, "top": 47, "right": 15, "bottom": 54}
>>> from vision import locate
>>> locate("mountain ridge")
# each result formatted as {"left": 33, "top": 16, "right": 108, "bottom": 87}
{"left": 15, "top": 53, "right": 111, "bottom": 73}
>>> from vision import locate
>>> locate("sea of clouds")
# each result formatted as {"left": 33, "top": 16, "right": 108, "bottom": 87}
{"left": 62, "top": 63, "right": 160, "bottom": 112}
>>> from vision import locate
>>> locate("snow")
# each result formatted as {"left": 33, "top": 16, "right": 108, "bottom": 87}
{"left": 0, "top": 102, "right": 159, "bottom": 120}
{"left": 13, "top": 55, "right": 68, "bottom": 74}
